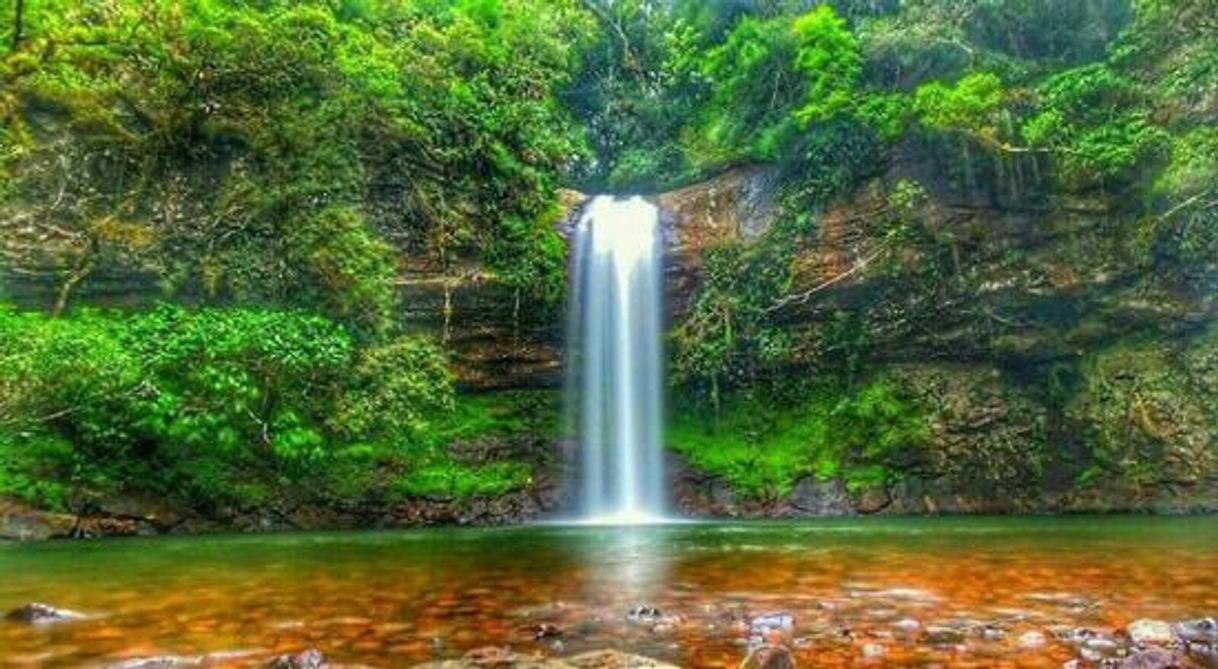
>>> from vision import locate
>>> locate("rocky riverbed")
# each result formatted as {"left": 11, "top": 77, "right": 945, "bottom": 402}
{"left": 4, "top": 599, "right": 1216, "bottom": 668}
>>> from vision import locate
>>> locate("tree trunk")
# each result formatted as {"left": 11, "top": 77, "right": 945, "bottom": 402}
{"left": 12, "top": 0, "right": 25, "bottom": 51}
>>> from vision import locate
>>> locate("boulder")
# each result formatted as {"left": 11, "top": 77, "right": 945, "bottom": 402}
{"left": 0, "top": 500, "right": 76, "bottom": 540}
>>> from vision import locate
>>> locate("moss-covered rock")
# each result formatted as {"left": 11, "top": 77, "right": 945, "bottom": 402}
{"left": 890, "top": 363, "right": 1051, "bottom": 505}
{"left": 1068, "top": 329, "right": 1218, "bottom": 499}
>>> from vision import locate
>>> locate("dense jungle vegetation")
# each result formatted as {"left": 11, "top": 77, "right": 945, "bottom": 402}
{"left": 1, "top": 0, "right": 1216, "bottom": 516}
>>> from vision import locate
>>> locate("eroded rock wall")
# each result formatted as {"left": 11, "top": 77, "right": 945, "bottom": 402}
{"left": 7, "top": 156, "right": 1218, "bottom": 521}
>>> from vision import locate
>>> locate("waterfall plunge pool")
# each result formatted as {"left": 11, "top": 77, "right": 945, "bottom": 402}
{"left": 2, "top": 517, "right": 1217, "bottom": 668}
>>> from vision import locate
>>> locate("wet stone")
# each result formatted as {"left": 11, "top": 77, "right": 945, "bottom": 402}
{"left": 893, "top": 618, "right": 921, "bottom": 633}
{"left": 1184, "top": 642, "right": 1218, "bottom": 669}
{"left": 861, "top": 643, "right": 886, "bottom": 659}
{"left": 107, "top": 657, "right": 202, "bottom": 669}
{"left": 528, "top": 623, "right": 562, "bottom": 641}
{"left": 627, "top": 606, "right": 663, "bottom": 623}
{"left": 1053, "top": 627, "right": 1102, "bottom": 645}
{"left": 1118, "top": 646, "right": 1187, "bottom": 669}
{"left": 5, "top": 602, "right": 86, "bottom": 624}
{"left": 1079, "top": 646, "right": 1104, "bottom": 662}
{"left": 268, "top": 649, "right": 329, "bottom": 669}
{"left": 978, "top": 624, "right": 1006, "bottom": 640}
{"left": 751, "top": 613, "right": 794, "bottom": 631}
{"left": 1174, "top": 618, "right": 1218, "bottom": 643}
{"left": 1128, "top": 619, "right": 1174, "bottom": 647}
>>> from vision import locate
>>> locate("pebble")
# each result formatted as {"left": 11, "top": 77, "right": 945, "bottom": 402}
{"left": 979, "top": 625, "right": 1006, "bottom": 640}
{"left": 528, "top": 623, "right": 562, "bottom": 640}
{"left": 267, "top": 649, "right": 328, "bottom": 669}
{"left": 750, "top": 612, "right": 795, "bottom": 632}
{"left": 628, "top": 605, "right": 670, "bottom": 624}
{"left": 861, "top": 643, "right": 886, "bottom": 659}
{"left": 107, "top": 658, "right": 201, "bottom": 669}
{"left": 1018, "top": 631, "right": 1047, "bottom": 648}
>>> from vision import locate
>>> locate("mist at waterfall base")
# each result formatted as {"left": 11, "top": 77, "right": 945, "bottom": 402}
{"left": 566, "top": 195, "right": 667, "bottom": 524}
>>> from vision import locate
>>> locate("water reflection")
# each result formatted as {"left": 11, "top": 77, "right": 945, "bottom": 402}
{"left": 576, "top": 525, "right": 673, "bottom": 608}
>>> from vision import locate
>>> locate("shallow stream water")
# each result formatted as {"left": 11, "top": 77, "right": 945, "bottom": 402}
{"left": 2, "top": 517, "right": 1217, "bottom": 667}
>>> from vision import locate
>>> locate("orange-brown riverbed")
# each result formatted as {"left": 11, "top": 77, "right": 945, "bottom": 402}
{"left": 2, "top": 517, "right": 1217, "bottom": 668}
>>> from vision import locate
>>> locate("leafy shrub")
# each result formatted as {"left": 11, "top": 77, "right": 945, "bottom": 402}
{"left": 1021, "top": 64, "right": 1169, "bottom": 188}
{"left": 332, "top": 336, "right": 455, "bottom": 447}
{"left": 0, "top": 303, "right": 484, "bottom": 509}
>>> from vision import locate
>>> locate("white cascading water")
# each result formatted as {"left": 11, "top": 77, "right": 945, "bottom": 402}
{"left": 567, "top": 195, "right": 665, "bottom": 523}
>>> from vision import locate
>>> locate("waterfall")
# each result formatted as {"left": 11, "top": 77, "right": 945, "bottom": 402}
{"left": 567, "top": 195, "right": 666, "bottom": 523}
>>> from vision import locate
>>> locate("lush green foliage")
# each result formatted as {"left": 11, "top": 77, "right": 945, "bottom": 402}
{"left": 670, "top": 213, "right": 811, "bottom": 413}
{"left": 4, "top": 0, "right": 1218, "bottom": 512}
{"left": 1, "top": 0, "right": 590, "bottom": 324}
{"left": 0, "top": 304, "right": 545, "bottom": 507}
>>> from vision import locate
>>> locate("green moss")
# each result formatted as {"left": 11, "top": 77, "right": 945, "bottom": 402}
{"left": 381, "top": 390, "right": 561, "bottom": 501}
{"left": 393, "top": 460, "right": 533, "bottom": 500}
{"left": 669, "top": 378, "right": 929, "bottom": 500}
{"left": 430, "top": 390, "right": 563, "bottom": 445}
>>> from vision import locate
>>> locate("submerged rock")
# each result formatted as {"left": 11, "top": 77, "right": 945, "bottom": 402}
{"left": 750, "top": 613, "right": 795, "bottom": 633}
{"left": 412, "top": 648, "right": 680, "bottom": 669}
{"left": 920, "top": 626, "right": 966, "bottom": 646}
{"left": 528, "top": 623, "right": 563, "bottom": 641}
{"left": 107, "top": 658, "right": 202, "bottom": 669}
{"left": 1051, "top": 626, "right": 1102, "bottom": 645}
{"left": 268, "top": 649, "right": 329, "bottom": 669}
{"left": 4, "top": 602, "right": 85, "bottom": 624}
{"left": 1185, "top": 642, "right": 1218, "bottom": 669}
{"left": 893, "top": 618, "right": 921, "bottom": 634}
{"left": 860, "top": 643, "right": 886, "bottom": 659}
{"left": 566, "top": 650, "right": 681, "bottom": 668}
{"left": 740, "top": 644, "right": 795, "bottom": 669}
{"left": 627, "top": 606, "right": 664, "bottom": 623}
{"left": 1119, "top": 646, "right": 1187, "bottom": 669}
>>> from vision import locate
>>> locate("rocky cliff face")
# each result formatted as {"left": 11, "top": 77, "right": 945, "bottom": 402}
{"left": 656, "top": 155, "right": 1218, "bottom": 515}
{"left": 6, "top": 157, "right": 1218, "bottom": 522}
{"left": 393, "top": 167, "right": 783, "bottom": 390}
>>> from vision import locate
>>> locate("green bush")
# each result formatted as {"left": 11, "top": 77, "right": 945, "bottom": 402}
{"left": 0, "top": 303, "right": 485, "bottom": 509}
